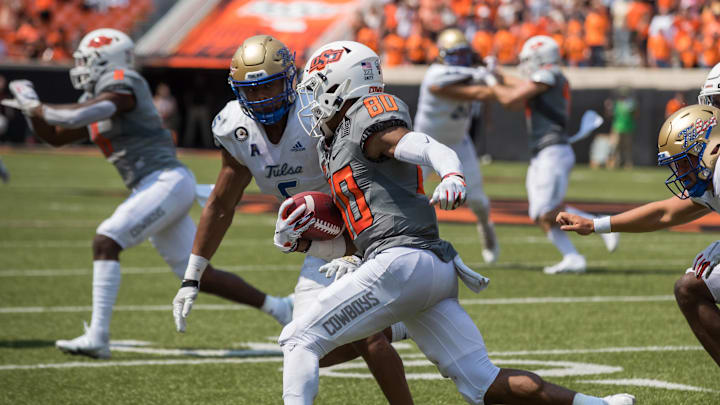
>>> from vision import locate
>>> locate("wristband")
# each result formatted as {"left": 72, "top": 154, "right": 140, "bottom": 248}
{"left": 593, "top": 216, "right": 612, "bottom": 234}
{"left": 181, "top": 279, "right": 200, "bottom": 288}
{"left": 183, "top": 253, "right": 209, "bottom": 282}
{"left": 484, "top": 74, "right": 498, "bottom": 87}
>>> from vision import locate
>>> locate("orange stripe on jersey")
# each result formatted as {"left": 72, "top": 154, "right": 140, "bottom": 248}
{"left": 113, "top": 69, "right": 125, "bottom": 80}
{"left": 90, "top": 123, "right": 114, "bottom": 157}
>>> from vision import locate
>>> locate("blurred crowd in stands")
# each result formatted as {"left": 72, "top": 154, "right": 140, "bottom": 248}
{"left": 354, "top": 0, "right": 720, "bottom": 68}
{"left": 0, "top": 0, "right": 151, "bottom": 62}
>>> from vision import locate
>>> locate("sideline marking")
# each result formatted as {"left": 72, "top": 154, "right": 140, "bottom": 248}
{"left": 0, "top": 295, "right": 676, "bottom": 314}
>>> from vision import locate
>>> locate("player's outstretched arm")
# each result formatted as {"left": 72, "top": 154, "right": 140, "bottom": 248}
{"left": 430, "top": 82, "right": 495, "bottom": 102}
{"left": 490, "top": 80, "right": 548, "bottom": 111}
{"left": 364, "top": 126, "right": 467, "bottom": 210}
{"left": 557, "top": 196, "right": 710, "bottom": 235}
{"left": 173, "top": 148, "right": 251, "bottom": 333}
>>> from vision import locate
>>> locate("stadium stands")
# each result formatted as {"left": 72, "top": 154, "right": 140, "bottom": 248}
{"left": 354, "top": 0, "right": 720, "bottom": 68}
{"left": 0, "top": 0, "right": 152, "bottom": 62}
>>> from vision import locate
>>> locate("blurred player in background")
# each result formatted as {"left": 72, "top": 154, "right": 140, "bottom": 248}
{"left": 487, "top": 35, "right": 619, "bottom": 274}
{"left": 414, "top": 28, "right": 499, "bottom": 263}
{"left": 2, "top": 28, "right": 292, "bottom": 359}
{"left": 171, "top": 35, "right": 414, "bottom": 404}
{"left": 278, "top": 40, "right": 635, "bottom": 405}
{"left": 557, "top": 104, "right": 720, "bottom": 368}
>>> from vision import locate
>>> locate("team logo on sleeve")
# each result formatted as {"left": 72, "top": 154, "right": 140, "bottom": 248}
{"left": 234, "top": 127, "right": 249, "bottom": 142}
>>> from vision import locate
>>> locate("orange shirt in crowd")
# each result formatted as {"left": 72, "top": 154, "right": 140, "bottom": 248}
{"left": 567, "top": 19, "right": 583, "bottom": 36}
{"left": 472, "top": 30, "right": 494, "bottom": 58}
{"left": 565, "top": 34, "right": 587, "bottom": 65}
{"left": 493, "top": 29, "right": 518, "bottom": 65}
{"left": 647, "top": 33, "right": 671, "bottom": 63}
{"left": 450, "top": 0, "right": 473, "bottom": 18}
{"left": 406, "top": 33, "right": 430, "bottom": 64}
{"left": 626, "top": 1, "right": 652, "bottom": 32}
{"left": 665, "top": 98, "right": 685, "bottom": 117}
{"left": 657, "top": 0, "right": 676, "bottom": 12}
{"left": 701, "top": 34, "right": 720, "bottom": 66}
{"left": 383, "top": 2, "right": 398, "bottom": 31}
{"left": 356, "top": 26, "right": 379, "bottom": 54}
{"left": 383, "top": 33, "right": 405, "bottom": 67}
{"left": 674, "top": 30, "right": 698, "bottom": 68}
{"left": 519, "top": 21, "right": 538, "bottom": 44}
{"left": 585, "top": 10, "right": 609, "bottom": 47}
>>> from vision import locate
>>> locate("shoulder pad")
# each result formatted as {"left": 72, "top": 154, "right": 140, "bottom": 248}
{"left": 212, "top": 101, "right": 247, "bottom": 137}
{"left": 346, "top": 93, "right": 411, "bottom": 125}
{"left": 529, "top": 69, "right": 556, "bottom": 87}
{"left": 95, "top": 69, "right": 135, "bottom": 95}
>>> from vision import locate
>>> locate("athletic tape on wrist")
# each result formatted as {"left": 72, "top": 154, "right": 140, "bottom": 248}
{"left": 183, "top": 254, "right": 209, "bottom": 282}
{"left": 593, "top": 216, "right": 612, "bottom": 234}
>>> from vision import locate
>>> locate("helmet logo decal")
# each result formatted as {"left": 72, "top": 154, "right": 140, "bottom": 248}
{"left": 360, "top": 61, "right": 373, "bottom": 80}
{"left": 308, "top": 49, "right": 344, "bottom": 73}
{"left": 88, "top": 36, "right": 114, "bottom": 48}
{"left": 679, "top": 116, "right": 717, "bottom": 147}
{"left": 276, "top": 48, "right": 293, "bottom": 66}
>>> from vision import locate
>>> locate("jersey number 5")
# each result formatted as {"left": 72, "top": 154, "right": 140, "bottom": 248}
{"left": 363, "top": 95, "right": 398, "bottom": 118}
{"left": 331, "top": 165, "right": 373, "bottom": 238}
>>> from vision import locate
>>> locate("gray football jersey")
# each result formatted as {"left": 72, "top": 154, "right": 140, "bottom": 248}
{"left": 80, "top": 68, "right": 183, "bottom": 188}
{"left": 525, "top": 67, "right": 570, "bottom": 153}
{"left": 318, "top": 92, "right": 457, "bottom": 262}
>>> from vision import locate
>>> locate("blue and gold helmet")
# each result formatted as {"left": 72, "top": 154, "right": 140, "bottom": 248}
{"left": 437, "top": 28, "right": 474, "bottom": 67}
{"left": 229, "top": 35, "right": 296, "bottom": 124}
{"left": 658, "top": 105, "right": 720, "bottom": 198}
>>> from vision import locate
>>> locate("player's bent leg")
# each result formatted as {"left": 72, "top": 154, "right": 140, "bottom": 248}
{"left": 484, "top": 368, "right": 574, "bottom": 405}
{"left": 318, "top": 326, "right": 397, "bottom": 366}
{"left": 674, "top": 272, "right": 720, "bottom": 367}
{"left": 351, "top": 332, "right": 414, "bottom": 405}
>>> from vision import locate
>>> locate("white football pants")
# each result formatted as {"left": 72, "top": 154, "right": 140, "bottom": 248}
{"left": 279, "top": 247, "right": 500, "bottom": 404}
{"left": 526, "top": 144, "right": 575, "bottom": 220}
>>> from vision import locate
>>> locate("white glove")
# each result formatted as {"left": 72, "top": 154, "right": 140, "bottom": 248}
{"left": 319, "top": 255, "right": 362, "bottom": 280}
{"left": 7, "top": 80, "right": 40, "bottom": 114}
{"left": 483, "top": 56, "right": 498, "bottom": 73}
{"left": 430, "top": 174, "right": 467, "bottom": 210}
{"left": 273, "top": 198, "right": 315, "bottom": 253}
{"left": 692, "top": 241, "right": 720, "bottom": 280}
{"left": 172, "top": 280, "right": 199, "bottom": 333}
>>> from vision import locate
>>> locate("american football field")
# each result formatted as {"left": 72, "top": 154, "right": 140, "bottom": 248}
{"left": 1, "top": 148, "right": 718, "bottom": 405}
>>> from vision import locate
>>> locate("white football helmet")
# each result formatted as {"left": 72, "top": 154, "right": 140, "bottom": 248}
{"left": 296, "top": 41, "right": 384, "bottom": 137}
{"left": 70, "top": 28, "right": 134, "bottom": 92}
{"left": 699, "top": 62, "right": 720, "bottom": 108}
{"left": 518, "top": 35, "right": 560, "bottom": 77}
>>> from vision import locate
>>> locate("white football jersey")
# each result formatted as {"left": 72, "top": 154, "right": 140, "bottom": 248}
{"left": 414, "top": 63, "right": 480, "bottom": 145}
{"left": 212, "top": 100, "right": 329, "bottom": 200}
{"left": 691, "top": 162, "right": 720, "bottom": 212}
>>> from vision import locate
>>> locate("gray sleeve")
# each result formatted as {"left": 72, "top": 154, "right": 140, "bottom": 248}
{"left": 351, "top": 95, "right": 412, "bottom": 159}
{"left": 529, "top": 69, "right": 556, "bottom": 86}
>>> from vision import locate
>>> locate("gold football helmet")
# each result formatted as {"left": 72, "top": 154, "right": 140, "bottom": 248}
{"left": 228, "top": 35, "right": 296, "bottom": 124}
{"left": 437, "top": 28, "right": 473, "bottom": 66}
{"left": 658, "top": 104, "right": 720, "bottom": 198}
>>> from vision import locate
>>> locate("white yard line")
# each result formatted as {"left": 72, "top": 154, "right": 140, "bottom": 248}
{"left": 576, "top": 378, "right": 718, "bottom": 393}
{"left": 0, "top": 264, "right": 300, "bottom": 277}
{"left": 0, "top": 295, "right": 676, "bottom": 314}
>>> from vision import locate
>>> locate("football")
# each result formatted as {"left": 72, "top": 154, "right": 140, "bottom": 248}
{"left": 282, "top": 191, "right": 345, "bottom": 240}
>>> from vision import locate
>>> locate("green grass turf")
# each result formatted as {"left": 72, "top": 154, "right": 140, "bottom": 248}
{"left": 0, "top": 148, "right": 718, "bottom": 405}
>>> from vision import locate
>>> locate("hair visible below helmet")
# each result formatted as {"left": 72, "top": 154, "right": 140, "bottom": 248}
{"left": 698, "top": 62, "right": 720, "bottom": 107}
{"left": 296, "top": 41, "right": 384, "bottom": 137}
{"left": 228, "top": 35, "right": 296, "bottom": 125}
{"left": 658, "top": 104, "right": 720, "bottom": 199}
{"left": 518, "top": 35, "right": 560, "bottom": 77}
{"left": 70, "top": 28, "right": 134, "bottom": 92}
{"left": 437, "top": 28, "right": 473, "bottom": 67}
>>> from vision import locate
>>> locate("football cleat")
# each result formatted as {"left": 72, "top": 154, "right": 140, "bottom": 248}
{"left": 600, "top": 232, "right": 620, "bottom": 253}
{"left": 269, "top": 294, "right": 294, "bottom": 326}
{"left": 543, "top": 253, "right": 586, "bottom": 274}
{"left": 55, "top": 322, "right": 110, "bottom": 359}
{"left": 602, "top": 393, "right": 636, "bottom": 405}
{"left": 478, "top": 223, "right": 500, "bottom": 264}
